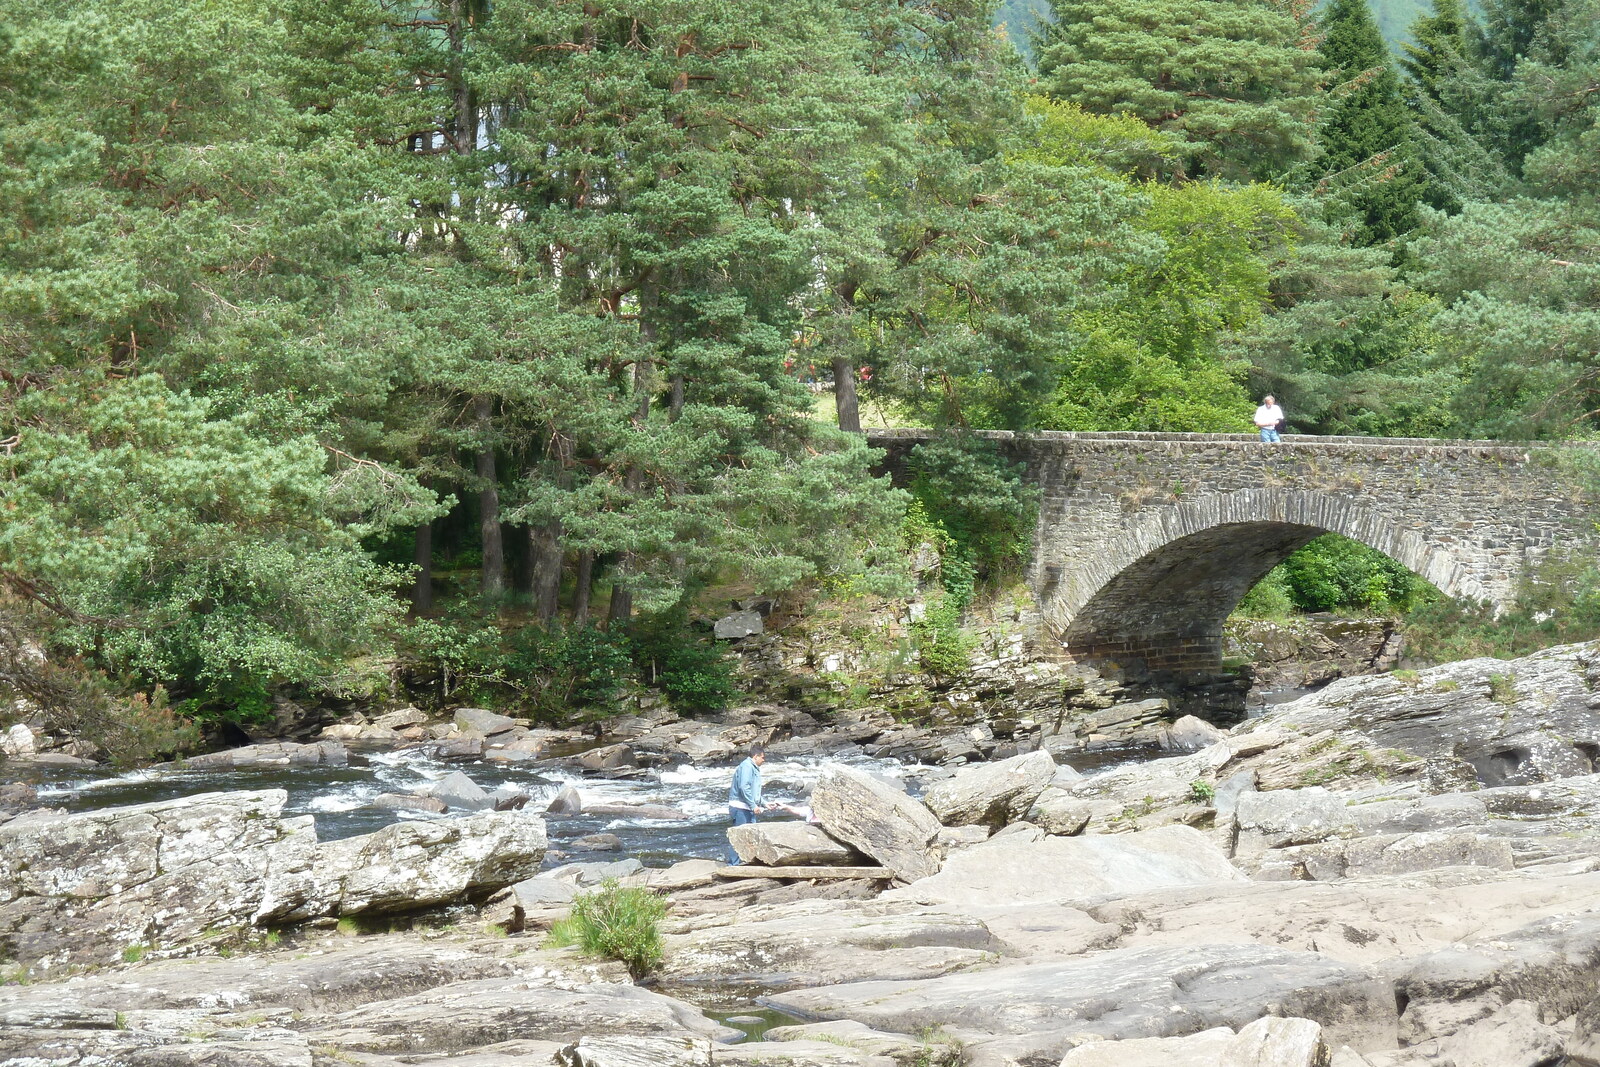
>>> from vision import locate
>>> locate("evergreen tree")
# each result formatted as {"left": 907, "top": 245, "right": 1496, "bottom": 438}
{"left": 1310, "top": 0, "right": 1431, "bottom": 244}
{"left": 1036, "top": 0, "right": 1322, "bottom": 181}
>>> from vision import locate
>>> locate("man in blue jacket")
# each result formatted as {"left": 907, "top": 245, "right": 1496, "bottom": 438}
{"left": 725, "top": 743, "right": 767, "bottom": 865}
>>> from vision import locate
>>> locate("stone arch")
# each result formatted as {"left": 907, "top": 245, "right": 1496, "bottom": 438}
{"left": 1044, "top": 489, "right": 1495, "bottom": 671}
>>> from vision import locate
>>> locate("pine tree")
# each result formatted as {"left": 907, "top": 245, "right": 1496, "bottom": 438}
{"left": 1310, "top": 0, "right": 1431, "bottom": 244}
{"left": 1036, "top": 0, "right": 1322, "bottom": 181}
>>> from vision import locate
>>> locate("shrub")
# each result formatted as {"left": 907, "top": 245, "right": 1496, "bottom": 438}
{"left": 547, "top": 880, "right": 668, "bottom": 977}
{"left": 631, "top": 608, "right": 736, "bottom": 713}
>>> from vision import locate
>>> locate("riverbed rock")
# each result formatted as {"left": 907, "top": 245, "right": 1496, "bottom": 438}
{"left": 261, "top": 809, "right": 547, "bottom": 922}
{"left": 811, "top": 766, "right": 942, "bottom": 883}
{"left": 555, "top": 1035, "right": 712, "bottom": 1067}
{"left": 921, "top": 750, "right": 1056, "bottom": 829}
{"left": 372, "top": 707, "right": 428, "bottom": 731}
{"left": 547, "top": 785, "right": 583, "bottom": 815}
{"left": 569, "top": 833, "right": 623, "bottom": 853}
{"left": 767, "top": 942, "right": 1396, "bottom": 1064}
{"left": 1368, "top": 999, "right": 1562, "bottom": 1067}
{"left": 1256, "top": 832, "right": 1515, "bottom": 883}
{"left": 371, "top": 793, "right": 448, "bottom": 815}
{"left": 1163, "top": 715, "right": 1229, "bottom": 754}
{"left": 676, "top": 734, "right": 735, "bottom": 762}
{"left": 1240, "top": 643, "right": 1600, "bottom": 788}
{"left": 716, "top": 1040, "right": 896, "bottom": 1067}
{"left": 658, "top": 898, "right": 1004, "bottom": 988}
{"left": 885, "top": 825, "right": 1244, "bottom": 909}
{"left": 454, "top": 707, "right": 521, "bottom": 736}
{"left": 545, "top": 859, "right": 645, "bottom": 886}
{"left": 0, "top": 789, "right": 311, "bottom": 973}
{"left": 426, "top": 770, "right": 494, "bottom": 811}
{"left": 578, "top": 744, "right": 638, "bottom": 771}
{"left": 727, "top": 821, "right": 862, "bottom": 866}
{"left": 183, "top": 741, "right": 349, "bottom": 770}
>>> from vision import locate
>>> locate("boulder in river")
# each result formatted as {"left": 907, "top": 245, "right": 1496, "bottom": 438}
{"left": 811, "top": 766, "right": 942, "bottom": 883}
{"left": 371, "top": 792, "right": 448, "bottom": 815}
{"left": 578, "top": 744, "right": 639, "bottom": 770}
{"left": 547, "top": 784, "right": 583, "bottom": 815}
{"left": 920, "top": 749, "right": 1055, "bottom": 829}
{"left": 425, "top": 769, "right": 494, "bottom": 811}
{"left": 727, "top": 821, "right": 863, "bottom": 866}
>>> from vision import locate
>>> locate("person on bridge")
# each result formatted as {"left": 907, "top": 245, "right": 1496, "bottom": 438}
{"left": 725, "top": 743, "right": 767, "bottom": 865}
{"left": 1254, "top": 395, "right": 1285, "bottom": 443}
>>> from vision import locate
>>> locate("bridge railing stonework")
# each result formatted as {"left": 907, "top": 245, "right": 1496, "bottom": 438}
{"left": 867, "top": 429, "right": 1592, "bottom": 677}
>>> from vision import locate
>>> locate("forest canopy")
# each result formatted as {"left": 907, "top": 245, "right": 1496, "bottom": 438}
{"left": 1, "top": 0, "right": 1596, "bottom": 734}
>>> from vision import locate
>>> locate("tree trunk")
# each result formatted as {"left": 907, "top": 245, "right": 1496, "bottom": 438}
{"left": 572, "top": 550, "right": 595, "bottom": 626}
{"left": 530, "top": 522, "right": 563, "bottom": 624}
{"left": 411, "top": 521, "right": 434, "bottom": 614}
{"left": 669, "top": 373, "right": 685, "bottom": 420}
{"left": 832, "top": 356, "right": 861, "bottom": 433}
{"left": 605, "top": 565, "right": 633, "bottom": 630}
{"left": 474, "top": 396, "right": 506, "bottom": 596}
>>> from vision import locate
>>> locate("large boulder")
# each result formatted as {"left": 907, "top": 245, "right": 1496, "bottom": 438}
{"left": 181, "top": 741, "right": 348, "bottom": 770}
{"left": 0, "top": 790, "right": 312, "bottom": 973}
{"left": 921, "top": 750, "right": 1056, "bottom": 829}
{"left": 1061, "top": 1017, "right": 1327, "bottom": 1067}
{"left": 260, "top": 809, "right": 548, "bottom": 922}
{"left": 811, "top": 767, "right": 941, "bottom": 883}
{"left": 425, "top": 770, "right": 494, "bottom": 812}
{"left": 885, "top": 825, "right": 1244, "bottom": 909}
{"left": 454, "top": 707, "right": 521, "bottom": 735}
{"left": 727, "top": 821, "right": 863, "bottom": 867}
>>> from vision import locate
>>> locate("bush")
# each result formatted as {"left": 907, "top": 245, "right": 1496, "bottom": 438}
{"left": 906, "top": 435, "right": 1036, "bottom": 586}
{"left": 1233, "top": 564, "right": 1295, "bottom": 618}
{"left": 631, "top": 608, "right": 736, "bottom": 713}
{"left": 1281, "top": 534, "right": 1423, "bottom": 614}
{"left": 547, "top": 880, "right": 667, "bottom": 977}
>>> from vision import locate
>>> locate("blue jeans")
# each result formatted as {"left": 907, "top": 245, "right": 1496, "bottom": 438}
{"left": 1259, "top": 427, "right": 1281, "bottom": 443}
{"left": 726, "top": 806, "right": 757, "bottom": 865}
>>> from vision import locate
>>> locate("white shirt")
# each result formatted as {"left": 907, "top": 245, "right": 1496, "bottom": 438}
{"left": 1254, "top": 404, "right": 1284, "bottom": 428}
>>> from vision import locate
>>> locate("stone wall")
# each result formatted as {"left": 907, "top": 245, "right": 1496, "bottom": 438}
{"left": 868, "top": 430, "right": 1591, "bottom": 677}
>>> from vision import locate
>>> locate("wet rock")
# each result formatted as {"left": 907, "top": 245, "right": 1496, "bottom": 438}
{"left": 584, "top": 802, "right": 687, "bottom": 821}
{"left": 569, "top": 833, "right": 622, "bottom": 853}
{"left": 431, "top": 737, "right": 485, "bottom": 760}
{"left": 578, "top": 744, "right": 638, "bottom": 771}
{"left": 547, "top": 785, "right": 583, "bottom": 815}
{"left": 727, "top": 821, "right": 862, "bottom": 867}
{"left": 454, "top": 708, "right": 521, "bottom": 735}
{"left": 319, "top": 723, "right": 401, "bottom": 744}
{"left": 372, "top": 707, "right": 428, "bottom": 731}
{"left": 812, "top": 766, "right": 942, "bottom": 883}
{"left": 676, "top": 734, "right": 734, "bottom": 762}
{"left": 425, "top": 770, "right": 494, "bottom": 812}
{"left": 371, "top": 793, "right": 448, "bottom": 815}
{"left": 921, "top": 750, "right": 1056, "bottom": 829}
{"left": 766, "top": 943, "right": 1395, "bottom": 1063}
{"left": 180, "top": 742, "right": 350, "bottom": 771}
{"left": 884, "top": 825, "right": 1244, "bottom": 909}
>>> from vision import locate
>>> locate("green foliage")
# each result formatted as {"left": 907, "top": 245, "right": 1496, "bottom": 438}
{"left": 547, "top": 880, "right": 668, "bottom": 978}
{"left": 1402, "top": 544, "right": 1600, "bottom": 661}
{"left": 1234, "top": 566, "right": 1297, "bottom": 618}
{"left": 400, "top": 615, "right": 632, "bottom": 719}
{"left": 1281, "top": 534, "right": 1425, "bottom": 613}
{"left": 1037, "top": 0, "right": 1322, "bottom": 181}
{"left": 1188, "top": 779, "right": 1217, "bottom": 803}
{"left": 907, "top": 437, "right": 1037, "bottom": 587}
{"left": 632, "top": 609, "right": 737, "bottom": 714}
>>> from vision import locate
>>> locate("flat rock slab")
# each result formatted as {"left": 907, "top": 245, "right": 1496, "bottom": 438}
{"left": 885, "top": 824, "right": 1244, "bottom": 909}
{"left": 811, "top": 767, "right": 941, "bottom": 883}
{"left": 715, "top": 866, "right": 892, "bottom": 881}
{"left": 300, "top": 977, "right": 736, "bottom": 1054}
{"left": 659, "top": 898, "right": 1002, "bottom": 989}
{"left": 727, "top": 822, "right": 862, "bottom": 867}
{"left": 766, "top": 943, "right": 1396, "bottom": 1063}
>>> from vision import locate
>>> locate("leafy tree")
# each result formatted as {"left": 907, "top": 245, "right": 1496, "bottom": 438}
{"left": 1310, "top": 0, "right": 1432, "bottom": 244}
{"left": 1037, "top": 0, "right": 1322, "bottom": 181}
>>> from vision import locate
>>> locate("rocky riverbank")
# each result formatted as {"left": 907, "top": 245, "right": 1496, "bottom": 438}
{"left": 5, "top": 641, "right": 1600, "bottom": 1066}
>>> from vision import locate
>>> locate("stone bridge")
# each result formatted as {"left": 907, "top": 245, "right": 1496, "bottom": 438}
{"left": 869, "top": 430, "right": 1592, "bottom": 677}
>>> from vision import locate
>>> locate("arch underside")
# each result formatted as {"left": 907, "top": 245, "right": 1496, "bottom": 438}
{"left": 1061, "top": 522, "right": 1324, "bottom": 672}
{"left": 1050, "top": 490, "right": 1494, "bottom": 674}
